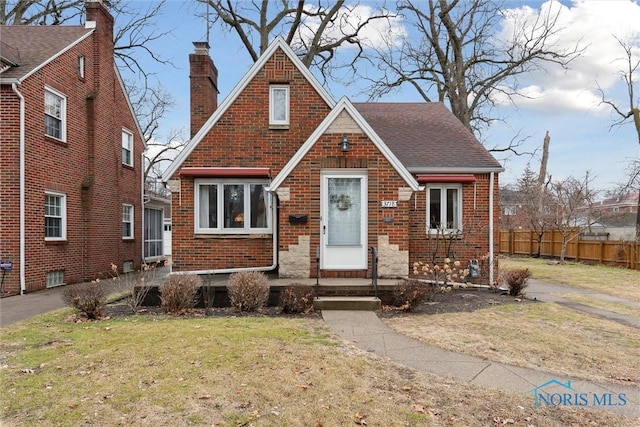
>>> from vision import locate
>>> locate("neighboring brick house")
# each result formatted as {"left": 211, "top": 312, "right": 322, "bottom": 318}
{"left": 0, "top": 0, "right": 144, "bottom": 295}
{"left": 163, "top": 38, "right": 503, "bottom": 284}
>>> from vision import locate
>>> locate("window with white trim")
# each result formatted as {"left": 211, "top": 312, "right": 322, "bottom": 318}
{"left": 427, "top": 185, "right": 462, "bottom": 232}
{"left": 269, "top": 85, "right": 289, "bottom": 126}
{"left": 122, "top": 129, "right": 133, "bottom": 166}
{"left": 122, "top": 204, "right": 134, "bottom": 239}
{"left": 45, "top": 191, "right": 66, "bottom": 240}
{"left": 78, "top": 55, "right": 85, "bottom": 78}
{"left": 503, "top": 206, "right": 516, "bottom": 216}
{"left": 195, "top": 180, "right": 271, "bottom": 234}
{"left": 44, "top": 87, "right": 66, "bottom": 141}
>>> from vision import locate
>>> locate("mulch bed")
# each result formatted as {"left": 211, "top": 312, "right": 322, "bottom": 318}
{"left": 99, "top": 287, "right": 528, "bottom": 320}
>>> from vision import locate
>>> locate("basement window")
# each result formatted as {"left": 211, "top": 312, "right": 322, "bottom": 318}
{"left": 46, "top": 271, "right": 64, "bottom": 288}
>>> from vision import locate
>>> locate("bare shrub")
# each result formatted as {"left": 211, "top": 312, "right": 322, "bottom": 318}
{"left": 160, "top": 274, "right": 201, "bottom": 313}
{"left": 502, "top": 268, "right": 532, "bottom": 297}
{"left": 111, "top": 262, "right": 155, "bottom": 314}
{"left": 392, "top": 279, "right": 438, "bottom": 312}
{"left": 279, "top": 284, "right": 314, "bottom": 314}
{"left": 62, "top": 281, "right": 107, "bottom": 320}
{"left": 227, "top": 271, "right": 270, "bottom": 312}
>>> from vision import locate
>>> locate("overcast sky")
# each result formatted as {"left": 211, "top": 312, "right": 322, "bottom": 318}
{"left": 138, "top": 0, "right": 640, "bottom": 193}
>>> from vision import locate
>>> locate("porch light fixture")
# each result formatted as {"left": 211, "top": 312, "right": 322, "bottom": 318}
{"left": 339, "top": 135, "right": 351, "bottom": 152}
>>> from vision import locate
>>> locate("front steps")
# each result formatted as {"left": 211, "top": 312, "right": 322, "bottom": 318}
{"left": 313, "top": 296, "right": 381, "bottom": 311}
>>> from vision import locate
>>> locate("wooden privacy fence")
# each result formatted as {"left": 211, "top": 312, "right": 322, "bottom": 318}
{"left": 498, "top": 229, "right": 640, "bottom": 271}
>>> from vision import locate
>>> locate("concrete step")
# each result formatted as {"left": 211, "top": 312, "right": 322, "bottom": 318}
{"left": 313, "top": 296, "right": 381, "bottom": 311}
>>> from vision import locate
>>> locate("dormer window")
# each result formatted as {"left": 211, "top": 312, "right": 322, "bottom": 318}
{"left": 269, "top": 85, "right": 289, "bottom": 127}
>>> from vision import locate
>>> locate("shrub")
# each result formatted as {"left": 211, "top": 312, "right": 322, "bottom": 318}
{"left": 227, "top": 271, "right": 270, "bottom": 312}
{"left": 392, "top": 279, "right": 438, "bottom": 312}
{"left": 160, "top": 274, "right": 201, "bottom": 313}
{"left": 62, "top": 281, "right": 107, "bottom": 320}
{"left": 279, "top": 284, "right": 314, "bottom": 314}
{"left": 502, "top": 268, "right": 532, "bottom": 297}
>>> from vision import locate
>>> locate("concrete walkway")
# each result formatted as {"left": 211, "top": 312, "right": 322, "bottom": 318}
{"left": 526, "top": 278, "right": 640, "bottom": 328}
{"left": 322, "top": 310, "right": 639, "bottom": 418}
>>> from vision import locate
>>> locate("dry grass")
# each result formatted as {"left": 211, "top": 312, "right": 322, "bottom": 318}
{"left": 384, "top": 302, "right": 640, "bottom": 386}
{"left": 1, "top": 310, "right": 632, "bottom": 426}
{"left": 499, "top": 256, "right": 640, "bottom": 301}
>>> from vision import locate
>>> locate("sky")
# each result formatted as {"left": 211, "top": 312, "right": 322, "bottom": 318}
{"left": 130, "top": 0, "right": 640, "bottom": 194}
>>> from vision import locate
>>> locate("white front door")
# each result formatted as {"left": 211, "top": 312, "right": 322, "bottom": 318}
{"left": 321, "top": 172, "right": 368, "bottom": 269}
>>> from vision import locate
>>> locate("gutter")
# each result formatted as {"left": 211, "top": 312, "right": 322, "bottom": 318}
{"left": 11, "top": 83, "right": 26, "bottom": 294}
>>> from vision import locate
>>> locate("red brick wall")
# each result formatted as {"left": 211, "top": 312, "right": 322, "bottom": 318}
{"left": 0, "top": 3, "right": 143, "bottom": 295}
{"left": 408, "top": 173, "right": 500, "bottom": 284}
{"left": 279, "top": 132, "right": 411, "bottom": 278}
{"left": 171, "top": 48, "right": 331, "bottom": 272}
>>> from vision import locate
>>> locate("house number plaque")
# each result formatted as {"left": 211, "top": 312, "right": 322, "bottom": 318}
{"left": 381, "top": 200, "right": 397, "bottom": 208}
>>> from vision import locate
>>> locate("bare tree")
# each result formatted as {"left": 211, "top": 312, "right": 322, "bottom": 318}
{"left": 0, "top": 0, "right": 83, "bottom": 24}
{"left": 364, "top": 0, "right": 581, "bottom": 145}
{"left": 516, "top": 165, "right": 552, "bottom": 258}
{"left": 598, "top": 35, "right": 640, "bottom": 241}
{"left": 548, "top": 174, "right": 598, "bottom": 264}
{"left": 198, "top": 0, "right": 397, "bottom": 83}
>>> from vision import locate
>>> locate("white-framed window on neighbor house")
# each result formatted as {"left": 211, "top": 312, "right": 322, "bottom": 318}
{"left": 269, "top": 85, "right": 289, "bottom": 126}
{"left": 122, "top": 129, "right": 134, "bottom": 167}
{"left": 44, "top": 86, "right": 66, "bottom": 141}
{"left": 78, "top": 55, "right": 85, "bottom": 79}
{"left": 122, "top": 204, "right": 134, "bottom": 239}
{"left": 195, "top": 180, "right": 271, "bottom": 234}
{"left": 503, "top": 206, "right": 516, "bottom": 216}
{"left": 427, "top": 185, "right": 462, "bottom": 233}
{"left": 44, "top": 191, "right": 66, "bottom": 241}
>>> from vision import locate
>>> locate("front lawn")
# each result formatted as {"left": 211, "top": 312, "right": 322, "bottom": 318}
{"left": 1, "top": 309, "right": 632, "bottom": 426}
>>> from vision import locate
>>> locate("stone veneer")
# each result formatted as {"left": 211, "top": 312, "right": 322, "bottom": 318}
{"left": 377, "top": 235, "right": 408, "bottom": 278}
{"left": 279, "top": 235, "right": 310, "bottom": 278}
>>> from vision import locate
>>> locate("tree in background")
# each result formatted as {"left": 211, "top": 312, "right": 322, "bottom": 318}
{"left": 364, "top": 0, "right": 581, "bottom": 151}
{"left": 515, "top": 166, "right": 552, "bottom": 258}
{"left": 197, "top": 0, "right": 399, "bottom": 84}
{"left": 598, "top": 35, "right": 640, "bottom": 242}
{"left": 548, "top": 174, "right": 599, "bottom": 264}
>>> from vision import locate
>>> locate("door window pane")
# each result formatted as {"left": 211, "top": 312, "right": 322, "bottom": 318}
{"left": 328, "top": 178, "right": 361, "bottom": 246}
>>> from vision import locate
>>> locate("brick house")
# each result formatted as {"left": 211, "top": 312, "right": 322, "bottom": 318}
{"left": 163, "top": 38, "right": 503, "bottom": 285}
{"left": 0, "top": 0, "right": 144, "bottom": 295}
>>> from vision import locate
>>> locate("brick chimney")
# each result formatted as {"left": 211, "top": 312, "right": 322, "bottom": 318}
{"left": 190, "top": 41, "right": 219, "bottom": 138}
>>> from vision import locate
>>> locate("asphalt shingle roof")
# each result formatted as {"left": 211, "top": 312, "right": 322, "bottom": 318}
{"left": 0, "top": 25, "right": 92, "bottom": 81}
{"left": 354, "top": 102, "right": 503, "bottom": 171}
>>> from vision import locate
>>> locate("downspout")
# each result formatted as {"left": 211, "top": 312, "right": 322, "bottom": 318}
{"left": 12, "top": 83, "right": 26, "bottom": 294}
{"left": 489, "top": 172, "right": 495, "bottom": 285}
{"left": 173, "top": 197, "right": 278, "bottom": 275}
{"left": 141, "top": 151, "right": 146, "bottom": 266}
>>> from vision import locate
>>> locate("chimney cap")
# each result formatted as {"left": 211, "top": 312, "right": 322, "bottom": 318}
{"left": 192, "top": 41, "right": 210, "bottom": 54}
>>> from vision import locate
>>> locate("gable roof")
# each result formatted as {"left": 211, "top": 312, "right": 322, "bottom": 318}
{"left": 162, "top": 36, "right": 336, "bottom": 182}
{"left": 353, "top": 103, "right": 503, "bottom": 173}
{"left": 268, "top": 97, "right": 419, "bottom": 192}
{"left": 0, "top": 25, "right": 93, "bottom": 83}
